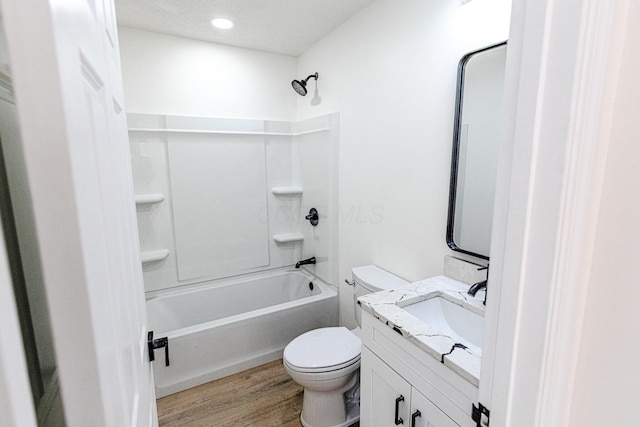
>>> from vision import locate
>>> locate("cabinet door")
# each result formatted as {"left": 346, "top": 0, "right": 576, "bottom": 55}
{"left": 410, "top": 388, "right": 459, "bottom": 427}
{"left": 361, "top": 346, "right": 412, "bottom": 426}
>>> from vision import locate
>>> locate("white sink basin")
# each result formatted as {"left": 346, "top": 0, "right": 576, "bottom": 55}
{"left": 401, "top": 297, "right": 484, "bottom": 355}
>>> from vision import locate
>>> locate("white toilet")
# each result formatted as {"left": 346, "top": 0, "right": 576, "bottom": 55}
{"left": 283, "top": 265, "right": 408, "bottom": 427}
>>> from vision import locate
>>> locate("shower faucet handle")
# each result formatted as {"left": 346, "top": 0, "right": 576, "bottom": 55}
{"left": 305, "top": 208, "right": 319, "bottom": 226}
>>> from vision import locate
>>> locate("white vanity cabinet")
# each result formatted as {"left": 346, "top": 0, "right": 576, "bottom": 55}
{"left": 362, "top": 346, "right": 457, "bottom": 426}
{"left": 360, "top": 310, "right": 478, "bottom": 427}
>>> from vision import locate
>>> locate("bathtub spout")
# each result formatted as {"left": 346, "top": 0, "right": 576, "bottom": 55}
{"left": 295, "top": 257, "right": 316, "bottom": 268}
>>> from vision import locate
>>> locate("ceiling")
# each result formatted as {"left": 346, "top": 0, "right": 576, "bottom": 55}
{"left": 114, "top": 0, "right": 375, "bottom": 57}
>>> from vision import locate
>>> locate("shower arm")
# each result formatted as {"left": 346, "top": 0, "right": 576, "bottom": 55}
{"left": 302, "top": 73, "right": 318, "bottom": 83}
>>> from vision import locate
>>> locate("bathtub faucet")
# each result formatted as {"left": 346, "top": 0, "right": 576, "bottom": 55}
{"left": 295, "top": 257, "right": 316, "bottom": 269}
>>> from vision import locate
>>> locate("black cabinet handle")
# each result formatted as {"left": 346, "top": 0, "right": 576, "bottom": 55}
{"left": 411, "top": 410, "right": 422, "bottom": 427}
{"left": 395, "top": 395, "right": 405, "bottom": 425}
{"left": 148, "top": 331, "right": 170, "bottom": 366}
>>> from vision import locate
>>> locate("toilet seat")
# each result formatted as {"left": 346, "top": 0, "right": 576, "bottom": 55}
{"left": 285, "top": 354, "right": 361, "bottom": 375}
{"left": 284, "top": 327, "right": 361, "bottom": 373}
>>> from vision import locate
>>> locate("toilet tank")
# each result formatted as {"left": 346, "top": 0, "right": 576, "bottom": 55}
{"left": 351, "top": 265, "right": 408, "bottom": 327}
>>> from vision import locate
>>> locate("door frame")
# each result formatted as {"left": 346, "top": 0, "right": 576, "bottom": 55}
{"left": 481, "top": 0, "right": 630, "bottom": 425}
{"left": 0, "top": 217, "right": 37, "bottom": 426}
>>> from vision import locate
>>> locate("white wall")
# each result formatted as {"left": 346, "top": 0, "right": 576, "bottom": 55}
{"left": 118, "top": 27, "right": 297, "bottom": 121}
{"left": 295, "top": 0, "right": 511, "bottom": 326}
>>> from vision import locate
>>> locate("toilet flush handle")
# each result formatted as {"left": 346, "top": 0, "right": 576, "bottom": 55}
{"left": 345, "top": 279, "right": 355, "bottom": 286}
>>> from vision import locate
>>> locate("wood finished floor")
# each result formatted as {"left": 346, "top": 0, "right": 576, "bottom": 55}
{"left": 156, "top": 360, "right": 296, "bottom": 426}
{"left": 157, "top": 360, "right": 360, "bottom": 427}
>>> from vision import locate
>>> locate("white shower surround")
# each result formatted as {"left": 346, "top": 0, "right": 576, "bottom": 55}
{"left": 128, "top": 112, "right": 340, "bottom": 292}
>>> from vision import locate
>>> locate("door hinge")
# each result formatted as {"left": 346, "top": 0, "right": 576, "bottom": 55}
{"left": 148, "top": 331, "right": 170, "bottom": 366}
{"left": 472, "top": 402, "right": 490, "bottom": 426}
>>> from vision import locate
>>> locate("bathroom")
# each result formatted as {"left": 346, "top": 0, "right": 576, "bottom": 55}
{"left": 118, "top": 0, "right": 509, "bottom": 420}
{"left": 1, "top": 0, "right": 639, "bottom": 426}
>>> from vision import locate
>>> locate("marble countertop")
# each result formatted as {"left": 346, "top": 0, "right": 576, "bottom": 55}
{"left": 358, "top": 275, "right": 486, "bottom": 386}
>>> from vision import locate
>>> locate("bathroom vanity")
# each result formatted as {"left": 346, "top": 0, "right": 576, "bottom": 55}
{"left": 356, "top": 39, "right": 506, "bottom": 427}
{"left": 359, "top": 276, "right": 485, "bottom": 427}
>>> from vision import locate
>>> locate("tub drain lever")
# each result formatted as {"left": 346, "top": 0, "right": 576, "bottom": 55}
{"left": 148, "top": 331, "right": 170, "bottom": 367}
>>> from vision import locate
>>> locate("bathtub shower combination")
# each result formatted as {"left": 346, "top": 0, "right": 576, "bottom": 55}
{"left": 147, "top": 269, "right": 336, "bottom": 397}
{"left": 129, "top": 113, "right": 340, "bottom": 397}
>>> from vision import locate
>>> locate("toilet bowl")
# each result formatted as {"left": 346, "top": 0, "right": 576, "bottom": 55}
{"left": 283, "top": 265, "right": 408, "bottom": 427}
{"left": 284, "top": 327, "right": 360, "bottom": 427}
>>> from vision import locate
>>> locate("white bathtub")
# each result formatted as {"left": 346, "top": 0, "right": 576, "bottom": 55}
{"left": 146, "top": 269, "right": 338, "bottom": 397}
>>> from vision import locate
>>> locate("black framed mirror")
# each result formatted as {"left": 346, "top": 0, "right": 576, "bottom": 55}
{"left": 446, "top": 41, "right": 507, "bottom": 260}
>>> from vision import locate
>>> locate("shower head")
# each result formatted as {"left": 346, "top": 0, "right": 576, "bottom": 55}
{"left": 292, "top": 80, "right": 307, "bottom": 96}
{"left": 291, "top": 72, "right": 318, "bottom": 96}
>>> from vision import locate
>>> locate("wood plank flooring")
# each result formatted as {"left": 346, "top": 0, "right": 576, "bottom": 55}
{"left": 157, "top": 359, "right": 360, "bottom": 427}
{"left": 157, "top": 360, "right": 304, "bottom": 426}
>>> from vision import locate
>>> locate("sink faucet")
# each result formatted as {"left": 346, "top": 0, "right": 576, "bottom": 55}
{"left": 468, "top": 264, "right": 489, "bottom": 305}
{"left": 295, "top": 257, "right": 316, "bottom": 269}
{"left": 468, "top": 280, "right": 487, "bottom": 297}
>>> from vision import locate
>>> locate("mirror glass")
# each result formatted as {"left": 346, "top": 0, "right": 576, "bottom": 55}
{"left": 447, "top": 42, "right": 507, "bottom": 260}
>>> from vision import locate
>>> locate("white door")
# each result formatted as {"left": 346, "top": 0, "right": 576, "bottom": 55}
{"left": 0, "top": 0, "right": 156, "bottom": 425}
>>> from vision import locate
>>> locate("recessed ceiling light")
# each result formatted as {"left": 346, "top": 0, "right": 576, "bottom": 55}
{"left": 210, "top": 18, "right": 234, "bottom": 30}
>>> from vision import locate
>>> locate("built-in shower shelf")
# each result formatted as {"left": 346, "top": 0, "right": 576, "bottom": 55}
{"left": 271, "top": 186, "right": 303, "bottom": 196}
{"left": 141, "top": 249, "right": 170, "bottom": 264}
{"left": 273, "top": 233, "right": 304, "bottom": 244}
{"left": 135, "top": 193, "right": 165, "bottom": 205}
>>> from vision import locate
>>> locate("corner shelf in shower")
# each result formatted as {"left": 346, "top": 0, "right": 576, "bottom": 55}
{"left": 272, "top": 233, "right": 304, "bottom": 244}
{"left": 135, "top": 193, "right": 165, "bottom": 205}
{"left": 271, "top": 186, "right": 303, "bottom": 196}
{"left": 140, "top": 249, "right": 170, "bottom": 264}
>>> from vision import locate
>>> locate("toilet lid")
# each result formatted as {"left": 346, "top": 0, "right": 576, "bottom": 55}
{"left": 284, "top": 327, "right": 361, "bottom": 371}
{"left": 352, "top": 265, "right": 408, "bottom": 292}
